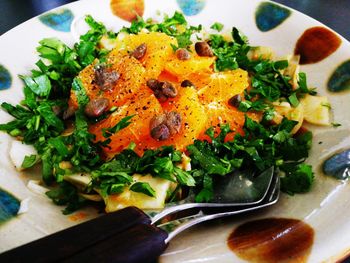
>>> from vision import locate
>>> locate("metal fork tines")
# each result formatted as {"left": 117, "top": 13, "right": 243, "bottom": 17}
{"left": 153, "top": 169, "right": 280, "bottom": 242}
{"left": 152, "top": 166, "right": 276, "bottom": 225}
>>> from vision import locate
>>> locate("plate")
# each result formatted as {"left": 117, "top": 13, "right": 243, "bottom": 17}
{"left": 0, "top": 0, "right": 350, "bottom": 262}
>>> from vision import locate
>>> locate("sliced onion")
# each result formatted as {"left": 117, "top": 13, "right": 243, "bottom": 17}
{"left": 9, "top": 141, "right": 37, "bottom": 171}
{"left": 27, "top": 180, "right": 49, "bottom": 195}
{"left": 80, "top": 193, "right": 103, "bottom": 202}
{"left": 17, "top": 197, "right": 31, "bottom": 214}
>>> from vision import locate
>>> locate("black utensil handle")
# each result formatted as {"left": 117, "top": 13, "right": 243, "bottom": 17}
{"left": 0, "top": 206, "right": 152, "bottom": 262}
{"left": 63, "top": 223, "right": 168, "bottom": 263}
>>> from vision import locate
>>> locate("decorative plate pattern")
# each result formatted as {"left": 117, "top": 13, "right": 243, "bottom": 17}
{"left": 255, "top": 2, "right": 291, "bottom": 32}
{"left": 295, "top": 26, "right": 342, "bottom": 64}
{"left": 0, "top": 0, "right": 350, "bottom": 262}
{"left": 0, "top": 65, "right": 11, "bottom": 90}
{"left": 110, "top": 0, "right": 144, "bottom": 22}
{"left": 0, "top": 188, "right": 20, "bottom": 224}
{"left": 39, "top": 9, "right": 74, "bottom": 32}
{"left": 328, "top": 60, "right": 350, "bottom": 92}
{"left": 323, "top": 149, "right": 350, "bottom": 179}
{"left": 177, "top": 0, "right": 206, "bottom": 16}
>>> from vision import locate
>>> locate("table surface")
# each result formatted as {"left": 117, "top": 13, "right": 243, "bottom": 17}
{"left": 0, "top": 0, "right": 349, "bottom": 40}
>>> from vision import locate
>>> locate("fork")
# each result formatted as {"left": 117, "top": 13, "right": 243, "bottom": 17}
{"left": 0, "top": 168, "right": 279, "bottom": 263}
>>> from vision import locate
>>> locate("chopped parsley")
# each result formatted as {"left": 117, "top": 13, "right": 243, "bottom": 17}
{"left": 187, "top": 117, "right": 313, "bottom": 200}
{"left": 130, "top": 182, "right": 156, "bottom": 197}
{"left": 210, "top": 22, "right": 224, "bottom": 32}
{"left": 331, "top": 122, "right": 342, "bottom": 127}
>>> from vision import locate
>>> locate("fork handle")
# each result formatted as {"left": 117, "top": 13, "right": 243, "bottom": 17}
{"left": 63, "top": 223, "right": 168, "bottom": 263}
{"left": 0, "top": 206, "right": 168, "bottom": 263}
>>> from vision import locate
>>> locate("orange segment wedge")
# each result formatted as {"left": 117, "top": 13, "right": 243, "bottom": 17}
{"left": 89, "top": 87, "right": 163, "bottom": 157}
{"left": 199, "top": 101, "right": 246, "bottom": 142}
{"left": 136, "top": 86, "right": 207, "bottom": 153}
{"left": 162, "top": 86, "right": 207, "bottom": 150}
{"left": 165, "top": 48, "right": 215, "bottom": 79}
{"left": 113, "top": 32, "right": 176, "bottom": 79}
{"left": 198, "top": 69, "right": 249, "bottom": 103}
{"left": 69, "top": 52, "right": 145, "bottom": 109}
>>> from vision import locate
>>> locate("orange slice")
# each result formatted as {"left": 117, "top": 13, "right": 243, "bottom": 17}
{"left": 199, "top": 101, "right": 246, "bottom": 142}
{"left": 113, "top": 32, "right": 176, "bottom": 79}
{"left": 165, "top": 47, "right": 215, "bottom": 79}
{"left": 136, "top": 85, "right": 207, "bottom": 153}
{"left": 69, "top": 51, "right": 145, "bottom": 109}
{"left": 198, "top": 69, "right": 249, "bottom": 103}
{"left": 89, "top": 87, "right": 163, "bottom": 157}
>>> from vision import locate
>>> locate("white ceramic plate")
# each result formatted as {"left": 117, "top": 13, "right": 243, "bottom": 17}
{"left": 1, "top": 0, "right": 350, "bottom": 262}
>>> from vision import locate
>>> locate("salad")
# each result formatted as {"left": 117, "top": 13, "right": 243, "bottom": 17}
{"left": 0, "top": 12, "right": 331, "bottom": 214}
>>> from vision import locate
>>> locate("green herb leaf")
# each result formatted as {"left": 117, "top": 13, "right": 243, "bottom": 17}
{"left": 331, "top": 122, "right": 341, "bottom": 127}
{"left": 37, "top": 38, "right": 66, "bottom": 62}
{"left": 37, "top": 102, "right": 64, "bottom": 131}
{"left": 288, "top": 92, "right": 299, "bottom": 107}
{"left": 48, "top": 137, "right": 69, "bottom": 157}
{"left": 122, "top": 11, "right": 201, "bottom": 50}
{"left": 72, "top": 77, "right": 89, "bottom": 106}
{"left": 130, "top": 182, "right": 156, "bottom": 197}
{"left": 173, "top": 167, "right": 195, "bottom": 186}
{"left": 232, "top": 27, "right": 247, "bottom": 45}
{"left": 210, "top": 22, "right": 224, "bottom": 32}
{"left": 195, "top": 174, "right": 213, "bottom": 202}
{"left": 102, "top": 115, "right": 135, "bottom": 138}
{"left": 281, "top": 164, "right": 314, "bottom": 194}
{"left": 21, "top": 154, "right": 38, "bottom": 169}
{"left": 46, "top": 181, "right": 87, "bottom": 214}
{"left": 109, "top": 184, "right": 125, "bottom": 194}
{"left": 20, "top": 74, "right": 52, "bottom": 98}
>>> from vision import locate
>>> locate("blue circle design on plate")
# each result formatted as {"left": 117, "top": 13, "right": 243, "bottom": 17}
{"left": 0, "top": 188, "right": 20, "bottom": 224}
{"left": 0, "top": 65, "right": 12, "bottom": 90}
{"left": 323, "top": 149, "right": 350, "bottom": 180}
{"left": 255, "top": 2, "right": 291, "bottom": 32}
{"left": 39, "top": 9, "right": 74, "bottom": 32}
{"left": 328, "top": 60, "right": 350, "bottom": 92}
{"left": 177, "top": 0, "right": 206, "bottom": 16}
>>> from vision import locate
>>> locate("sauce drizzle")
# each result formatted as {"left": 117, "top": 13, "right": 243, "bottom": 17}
{"left": 228, "top": 218, "right": 314, "bottom": 263}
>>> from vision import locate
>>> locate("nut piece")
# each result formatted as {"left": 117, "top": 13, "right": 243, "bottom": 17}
{"left": 150, "top": 114, "right": 167, "bottom": 131}
{"left": 181, "top": 79, "right": 194, "bottom": 88}
{"left": 150, "top": 111, "right": 182, "bottom": 141}
{"left": 84, "top": 98, "right": 109, "bottom": 118}
{"left": 195, "top": 41, "right": 214, "bottom": 57}
{"left": 160, "top": 81, "right": 177, "bottom": 98}
{"left": 165, "top": 111, "right": 182, "bottom": 135}
{"left": 147, "top": 79, "right": 178, "bottom": 102}
{"left": 150, "top": 124, "right": 170, "bottom": 141}
{"left": 94, "top": 65, "right": 120, "bottom": 91}
{"left": 228, "top": 94, "right": 242, "bottom": 108}
{"left": 132, "top": 43, "right": 147, "bottom": 60}
{"left": 153, "top": 90, "right": 168, "bottom": 103}
{"left": 147, "top": 79, "right": 160, "bottom": 91}
{"left": 176, "top": 48, "right": 191, "bottom": 60}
